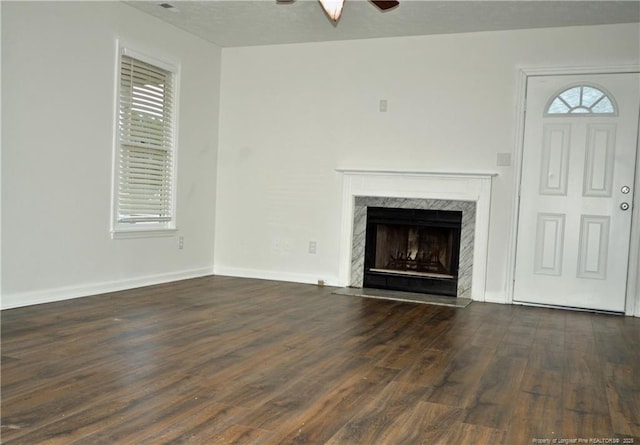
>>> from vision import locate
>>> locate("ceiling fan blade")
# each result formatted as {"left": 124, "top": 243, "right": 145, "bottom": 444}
{"left": 370, "top": 0, "right": 399, "bottom": 11}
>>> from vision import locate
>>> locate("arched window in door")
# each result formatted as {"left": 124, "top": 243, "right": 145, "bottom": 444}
{"left": 545, "top": 84, "right": 617, "bottom": 116}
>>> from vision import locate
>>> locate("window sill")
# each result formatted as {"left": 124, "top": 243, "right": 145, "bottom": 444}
{"left": 111, "top": 228, "right": 177, "bottom": 240}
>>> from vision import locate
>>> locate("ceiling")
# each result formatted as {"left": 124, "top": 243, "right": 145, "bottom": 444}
{"left": 125, "top": 0, "right": 640, "bottom": 48}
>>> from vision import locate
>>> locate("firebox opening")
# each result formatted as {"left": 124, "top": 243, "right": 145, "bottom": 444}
{"left": 363, "top": 207, "right": 462, "bottom": 297}
{"left": 372, "top": 224, "right": 456, "bottom": 278}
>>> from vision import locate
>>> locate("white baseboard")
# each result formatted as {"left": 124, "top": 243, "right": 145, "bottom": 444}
{"left": 213, "top": 266, "right": 339, "bottom": 288}
{"left": 1, "top": 267, "right": 214, "bottom": 310}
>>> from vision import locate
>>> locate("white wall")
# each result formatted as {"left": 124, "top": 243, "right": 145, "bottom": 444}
{"left": 1, "top": 2, "right": 222, "bottom": 308}
{"left": 215, "top": 23, "right": 640, "bottom": 302}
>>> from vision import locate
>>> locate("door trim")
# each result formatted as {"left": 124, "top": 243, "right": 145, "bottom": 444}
{"left": 507, "top": 65, "right": 640, "bottom": 316}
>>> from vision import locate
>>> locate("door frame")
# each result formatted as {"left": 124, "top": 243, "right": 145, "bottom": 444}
{"left": 506, "top": 65, "right": 640, "bottom": 316}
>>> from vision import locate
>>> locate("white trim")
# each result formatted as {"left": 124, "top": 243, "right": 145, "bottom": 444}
{"left": 484, "top": 290, "right": 508, "bottom": 305}
{"left": 111, "top": 228, "right": 177, "bottom": 239}
{"left": 336, "top": 169, "right": 498, "bottom": 180}
{"left": 110, "top": 40, "right": 181, "bottom": 238}
{"left": 628, "top": 113, "right": 640, "bottom": 317}
{"left": 337, "top": 169, "right": 495, "bottom": 302}
{"left": 109, "top": 39, "right": 121, "bottom": 241}
{"left": 0, "top": 2, "right": 3, "bottom": 303}
{"left": 213, "top": 266, "right": 339, "bottom": 288}
{"left": 508, "top": 65, "right": 640, "bottom": 317}
{"left": 504, "top": 67, "right": 530, "bottom": 305}
{"left": 521, "top": 64, "right": 640, "bottom": 77}
{"left": 0, "top": 267, "right": 214, "bottom": 310}
{"left": 122, "top": 46, "right": 178, "bottom": 74}
{"left": 513, "top": 300, "right": 624, "bottom": 316}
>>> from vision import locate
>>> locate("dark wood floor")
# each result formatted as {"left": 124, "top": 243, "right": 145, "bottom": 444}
{"left": 1, "top": 276, "right": 639, "bottom": 444}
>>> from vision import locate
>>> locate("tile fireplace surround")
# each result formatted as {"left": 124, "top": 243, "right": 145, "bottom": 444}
{"left": 337, "top": 169, "right": 496, "bottom": 301}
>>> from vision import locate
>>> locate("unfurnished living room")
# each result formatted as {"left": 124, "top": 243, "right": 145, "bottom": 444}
{"left": 2, "top": 1, "right": 640, "bottom": 443}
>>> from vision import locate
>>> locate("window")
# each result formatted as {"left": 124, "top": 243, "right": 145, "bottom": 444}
{"left": 545, "top": 84, "right": 616, "bottom": 116}
{"left": 113, "top": 48, "right": 178, "bottom": 236}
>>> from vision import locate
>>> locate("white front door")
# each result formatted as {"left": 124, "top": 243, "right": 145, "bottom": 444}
{"left": 514, "top": 73, "right": 639, "bottom": 312}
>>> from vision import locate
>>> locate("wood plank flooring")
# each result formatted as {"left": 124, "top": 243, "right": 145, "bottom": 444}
{"left": 1, "top": 276, "right": 639, "bottom": 444}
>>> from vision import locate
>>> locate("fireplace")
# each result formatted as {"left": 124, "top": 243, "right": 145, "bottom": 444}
{"left": 338, "top": 169, "right": 495, "bottom": 301}
{"left": 364, "top": 207, "right": 462, "bottom": 296}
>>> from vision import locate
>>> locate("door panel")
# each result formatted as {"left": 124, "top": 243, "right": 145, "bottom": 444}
{"left": 534, "top": 213, "right": 565, "bottom": 276}
{"left": 583, "top": 124, "right": 616, "bottom": 196}
{"left": 514, "top": 73, "right": 639, "bottom": 312}
{"left": 540, "top": 124, "right": 571, "bottom": 195}
{"left": 576, "top": 215, "right": 609, "bottom": 280}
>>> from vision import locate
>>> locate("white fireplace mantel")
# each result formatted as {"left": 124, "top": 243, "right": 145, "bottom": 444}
{"left": 336, "top": 168, "right": 497, "bottom": 179}
{"left": 337, "top": 169, "right": 497, "bottom": 301}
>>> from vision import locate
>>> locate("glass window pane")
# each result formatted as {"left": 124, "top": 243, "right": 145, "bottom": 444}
{"left": 582, "top": 86, "right": 604, "bottom": 108}
{"left": 592, "top": 97, "right": 615, "bottom": 114}
{"left": 548, "top": 98, "right": 570, "bottom": 114}
{"left": 571, "top": 107, "right": 590, "bottom": 114}
{"left": 560, "top": 87, "right": 581, "bottom": 108}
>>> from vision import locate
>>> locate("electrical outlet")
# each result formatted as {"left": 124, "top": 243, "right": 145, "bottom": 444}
{"left": 308, "top": 241, "right": 317, "bottom": 254}
{"left": 379, "top": 99, "right": 388, "bottom": 112}
{"left": 178, "top": 236, "right": 184, "bottom": 249}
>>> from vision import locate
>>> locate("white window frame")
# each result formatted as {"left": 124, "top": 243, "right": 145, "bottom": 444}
{"left": 111, "top": 45, "right": 179, "bottom": 239}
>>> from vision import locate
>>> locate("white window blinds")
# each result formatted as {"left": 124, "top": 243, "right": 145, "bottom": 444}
{"left": 116, "top": 53, "right": 176, "bottom": 225}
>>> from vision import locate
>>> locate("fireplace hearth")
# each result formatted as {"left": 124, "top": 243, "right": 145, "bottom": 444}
{"left": 364, "top": 207, "right": 462, "bottom": 296}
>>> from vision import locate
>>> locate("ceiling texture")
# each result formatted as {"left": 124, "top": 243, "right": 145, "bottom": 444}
{"left": 125, "top": 0, "right": 640, "bottom": 47}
